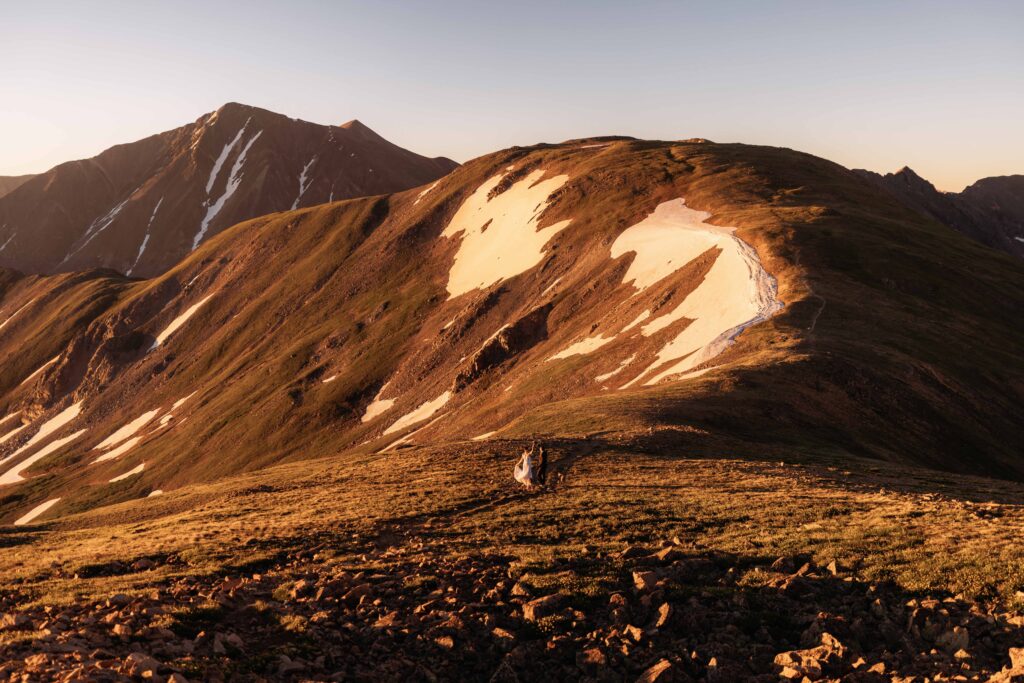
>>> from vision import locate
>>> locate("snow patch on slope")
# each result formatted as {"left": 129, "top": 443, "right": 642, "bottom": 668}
{"left": 109, "top": 462, "right": 145, "bottom": 482}
{"left": 63, "top": 193, "right": 135, "bottom": 263}
{"left": 158, "top": 392, "right": 198, "bottom": 427}
{"left": 361, "top": 382, "right": 394, "bottom": 423}
{"left": 381, "top": 414, "right": 447, "bottom": 453}
{"left": 441, "top": 169, "right": 571, "bottom": 298}
{"left": 595, "top": 354, "right": 637, "bottom": 382}
{"left": 0, "top": 297, "right": 37, "bottom": 334}
{"left": 19, "top": 356, "right": 58, "bottom": 386}
{"left": 127, "top": 197, "right": 163, "bottom": 276}
{"left": 0, "top": 430, "right": 86, "bottom": 485}
{"left": 413, "top": 180, "right": 439, "bottom": 205}
{"left": 194, "top": 127, "right": 262, "bottom": 249}
{"left": 205, "top": 120, "right": 249, "bottom": 194}
{"left": 94, "top": 409, "right": 160, "bottom": 450}
{"left": 383, "top": 392, "right": 452, "bottom": 435}
{"left": 14, "top": 498, "right": 61, "bottom": 525}
{"left": 549, "top": 335, "right": 614, "bottom": 360}
{"left": 291, "top": 156, "right": 318, "bottom": 210}
{"left": 0, "top": 402, "right": 83, "bottom": 469}
{"left": 150, "top": 295, "right": 213, "bottom": 350}
{"left": 93, "top": 436, "right": 141, "bottom": 464}
{"left": 0, "top": 423, "right": 27, "bottom": 445}
{"left": 611, "top": 199, "right": 782, "bottom": 386}
{"left": 471, "top": 431, "right": 497, "bottom": 441}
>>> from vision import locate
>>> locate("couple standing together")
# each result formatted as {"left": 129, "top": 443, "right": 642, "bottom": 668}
{"left": 514, "top": 441, "right": 547, "bottom": 487}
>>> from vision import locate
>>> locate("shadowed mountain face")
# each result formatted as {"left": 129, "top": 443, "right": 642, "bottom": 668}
{"left": 0, "top": 138, "right": 1020, "bottom": 525}
{"left": 855, "top": 167, "right": 1024, "bottom": 258}
{"left": 0, "top": 175, "right": 36, "bottom": 199}
{"left": 0, "top": 103, "right": 457, "bottom": 277}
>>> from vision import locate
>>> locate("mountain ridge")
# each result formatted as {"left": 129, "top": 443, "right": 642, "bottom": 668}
{"left": 1, "top": 135, "right": 1022, "bottom": 682}
{"left": 0, "top": 137, "right": 1020, "bottom": 528}
{"left": 0, "top": 103, "right": 457, "bottom": 277}
{"left": 0, "top": 174, "right": 37, "bottom": 199}
{"left": 854, "top": 165, "right": 1024, "bottom": 257}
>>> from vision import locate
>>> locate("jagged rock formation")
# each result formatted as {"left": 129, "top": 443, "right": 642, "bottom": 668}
{"left": 855, "top": 167, "right": 1024, "bottom": 258}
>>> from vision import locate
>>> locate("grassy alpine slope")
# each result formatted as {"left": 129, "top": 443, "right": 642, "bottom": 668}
{"left": 0, "top": 137, "right": 1022, "bottom": 681}
{"left": 0, "top": 138, "right": 1020, "bottom": 525}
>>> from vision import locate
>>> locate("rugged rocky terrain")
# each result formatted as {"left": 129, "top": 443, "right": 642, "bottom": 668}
{"left": 1, "top": 135, "right": 1022, "bottom": 681}
{"left": 0, "top": 103, "right": 456, "bottom": 277}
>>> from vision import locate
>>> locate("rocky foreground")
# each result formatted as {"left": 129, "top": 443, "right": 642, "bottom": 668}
{"left": 2, "top": 444, "right": 1024, "bottom": 682}
{"left": 3, "top": 529, "right": 1024, "bottom": 681}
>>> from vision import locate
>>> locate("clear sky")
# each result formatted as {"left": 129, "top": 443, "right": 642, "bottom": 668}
{"left": 2, "top": 0, "right": 1021, "bottom": 191}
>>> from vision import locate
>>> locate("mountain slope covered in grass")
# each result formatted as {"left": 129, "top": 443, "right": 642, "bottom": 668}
{"left": 0, "top": 137, "right": 1020, "bottom": 528}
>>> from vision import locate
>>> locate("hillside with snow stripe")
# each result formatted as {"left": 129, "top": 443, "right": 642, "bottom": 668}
{"left": 0, "top": 136, "right": 1020, "bottom": 525}
{"left": 0, "top": 103, "right": 457, "bottom": 278}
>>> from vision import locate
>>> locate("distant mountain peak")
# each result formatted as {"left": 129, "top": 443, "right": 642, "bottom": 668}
{"left": 215, "top": 101, "right": 267, "bottom": 116}
{"left": 886, "top": 166, "right": 937, "bottom": 193}
{"left": 339, "top": 118, "right": 386, "bottom": 141}
{"left": 0, "top": 107, "right": 458, "bottom": 277}
{"left": 854, "top": 165, "right": 1024, "bottom": 257}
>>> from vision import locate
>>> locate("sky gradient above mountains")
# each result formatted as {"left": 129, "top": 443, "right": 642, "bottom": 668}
{"left": 3, "top": 0, "right": 1022, "bottom": 190}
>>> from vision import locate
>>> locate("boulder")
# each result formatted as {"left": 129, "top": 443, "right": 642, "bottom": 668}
{"left": 936, "top": 626, "right": 969, "bottom": 653}
{"left": 522, "top": 594, "right": 565, "bottom": 622}
{"left": 123, "top": 652, "right": 161, "bottom": 677}
{"left": 635, "top": 658, "right": 674, "bottom": 682}
{"left": 633, "top": 571, "right": 660, "bottom": 591}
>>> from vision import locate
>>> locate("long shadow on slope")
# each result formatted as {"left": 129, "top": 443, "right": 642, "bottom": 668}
{"left": 604, "top": 427, "right": 1024, "bottom": 507}
{"left": 0, "top": 526, "right": 37, "bottom": 549}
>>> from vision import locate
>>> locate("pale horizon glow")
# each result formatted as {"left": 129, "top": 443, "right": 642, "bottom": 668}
{"left": 1, "top": 1, "right": 1022, "bottom": 191}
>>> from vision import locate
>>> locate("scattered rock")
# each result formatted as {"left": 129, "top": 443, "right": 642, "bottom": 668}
{"left": 522, "top": 594, "right": 565, "bottom": 622}
{"left": 123, "top": 652, "right": 161, "bottom": 677}
{"left": 936, "top": 626, "right": 969, "bottom": 652}
{"left": 577, "top": 647, "right": 607, "bottom": 669}
{"left": 632, "top": 571, "right": 659, "bottom": 591}
{"left": 654, "top": 602, "right": 673, "bottom": 629}
{"left": 654, "top": 547, "right": 685, "bottom": 563}
{"left": 636, "top": 658, "right": 674, "bottom": 682}
{"left": 0, "top": 614, "right": 31, "bottom": 631}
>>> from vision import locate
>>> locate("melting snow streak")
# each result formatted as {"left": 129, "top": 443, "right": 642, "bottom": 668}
{"left": 205, "top": 119, "right": 249, "bottom": 194}
{"left": 291, "top": 156, "right": 317, "bottom": 210}
{"left": 127, "top": 197, "right": 163, "bottom": 276}
{"left": 150, "top": 295, "right": 214, "bottom": 350}
{"left": 194, "top": 126, "right": 262, "bottom": 249}
{"left": 14, "top": 498, "right": 61, "bottom": 525}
